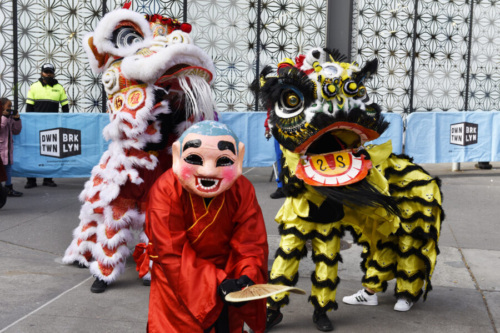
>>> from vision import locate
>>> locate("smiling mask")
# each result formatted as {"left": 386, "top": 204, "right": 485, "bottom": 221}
{"left": 172, "top": 121, "right": 245, "bottom": 198}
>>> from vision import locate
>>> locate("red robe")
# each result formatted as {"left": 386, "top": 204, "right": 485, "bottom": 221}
{"left": 144, "top": 169, "right": 269, "bottom": 333}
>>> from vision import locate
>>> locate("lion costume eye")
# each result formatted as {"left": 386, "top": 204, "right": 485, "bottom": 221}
{"left": 112, "top": 26, "right": 144, "bottom": 48}
{"left": 285, "top": 92, "right": 300, "bottom": 107}
{"left": 276, "top": 87, "right": 304, "bottom": 118}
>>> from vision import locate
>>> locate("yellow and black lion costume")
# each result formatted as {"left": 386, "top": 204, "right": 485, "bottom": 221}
{"left": 255, "top": 47, "right": 444, "bottom": 330}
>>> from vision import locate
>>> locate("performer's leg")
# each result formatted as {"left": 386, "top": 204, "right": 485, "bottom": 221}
{"left": 62, "top": 201, "right": 99, "bottom": 267}
{"left": 362, "top": 236, "right": 398, "bottom": 294}
{"left": 309, "top": 230, "right": 342, "bottom": 332}
{"left": 394, "top": 235, "right": 426, "bottom": 304}
{"left": 309, "top": 233, "right": 342, "bottom": 311}
{"left": 266, "top": 232, "right": 306, "bottom": 330}
{"left": 89, "top": 201, "right": 137, "bottom": 292}
{"left": 270, "top": 139, "right": 285, "bottom": 199}
{"left": 343, "top": 229, "right": 397, "bottom": 307}
{"left": 274, "top": 139, "right": 283, "bottom": 189}
{"left": 267, "top": 233, "right": 307, "bottom": 308}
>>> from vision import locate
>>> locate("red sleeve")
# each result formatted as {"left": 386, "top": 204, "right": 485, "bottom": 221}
{"left": 225, "top": 177, "right": 269, "bottom": 333}
{"left": 146, "top": 172, "right": 227, "bottom": 328}
{"left": 225, "top": 177, "right": 268, "bottom": 282}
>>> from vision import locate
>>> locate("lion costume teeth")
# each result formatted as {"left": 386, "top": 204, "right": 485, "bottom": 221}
{"left": 256, "top": 47, "right": 444, "bottom": 319}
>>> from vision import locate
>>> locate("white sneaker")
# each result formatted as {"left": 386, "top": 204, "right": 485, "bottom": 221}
{"left": 342, "top": 289, "right": 378, "bottom": 306}
{"left": 394, "top": 298, "right": 413, "bottom": 311}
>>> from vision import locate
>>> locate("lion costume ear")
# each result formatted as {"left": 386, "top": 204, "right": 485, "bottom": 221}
{"left": 83, "top": 34, "right": 109, "bottom": 74}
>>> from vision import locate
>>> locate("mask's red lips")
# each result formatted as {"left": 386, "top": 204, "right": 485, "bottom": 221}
{"left": 295, "top": 149, "right": 372, "bottom": 187}
{"left": 195, "top": 176, "right": 221, "bottom": 193}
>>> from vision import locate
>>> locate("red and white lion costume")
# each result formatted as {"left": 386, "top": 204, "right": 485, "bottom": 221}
{"left": 62, "top": 7, "right": 216, "bottom": 289}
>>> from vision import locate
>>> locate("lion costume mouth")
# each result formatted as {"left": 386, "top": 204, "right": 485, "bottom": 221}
{"left": 294, "top": 120, "right": 378, "bottom": 187}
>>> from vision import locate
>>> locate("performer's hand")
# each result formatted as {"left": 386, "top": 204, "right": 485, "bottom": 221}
{"left": 265, "top": 129, "right": 272, "bottom": 140}
{"left": 217, "top": 275, "right": 255, "bottom": 307}
{"left": 235, "top": 275, "right": 254, "bottom": 288}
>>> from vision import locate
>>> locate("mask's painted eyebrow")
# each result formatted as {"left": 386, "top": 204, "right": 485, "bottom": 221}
{"left": 218, "top": 140, "right": 235, "bottom": 154}
{"left": 183, "top": 139, "right": 202, "bottom": 152}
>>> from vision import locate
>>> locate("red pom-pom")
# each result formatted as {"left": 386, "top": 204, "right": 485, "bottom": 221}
{"left": 180, "top": 23, "right": 192, "bottom": 33}
{"left": 295, "top": 54, "right": 306, "bottom": 69}
{"left": 123, "top": 1, "right": 132, "bottom": 9}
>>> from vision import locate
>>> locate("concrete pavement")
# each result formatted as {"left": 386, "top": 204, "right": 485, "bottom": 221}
{"left": 0, "top": 162, "right": 499, "bottom": 333}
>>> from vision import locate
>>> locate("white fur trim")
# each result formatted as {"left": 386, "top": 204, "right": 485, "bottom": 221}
{"left": 89, "top": 260, "right": 126, "bottom": 283}
{"left": 121, "top": 43, "right": 216, "bottom": 84}
{"left": 91, "top": 243, "right": 130, "bottom": 268}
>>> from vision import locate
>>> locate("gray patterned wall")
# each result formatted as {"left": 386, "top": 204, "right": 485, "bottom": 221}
{"left": 352, "top": 0, "right": 500, "bottom": 113}
{"left": 0, "top": 1, "right": 15, "bottom": 104}
{"left": 469, "top": 0, "right": 500, "bottom": 111}
{"left": 0, "top": 0, "right": 326, "bottom": 113}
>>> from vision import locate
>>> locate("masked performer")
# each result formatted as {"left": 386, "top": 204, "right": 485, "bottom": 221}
{"left": 255, "top": 48, "right": 443, "bottom": 331}
{"left": 62, "top": 6, "right": 217, "bottom": 293}
{"left": 135, "top": 121, "right": 268, "bottom": 333}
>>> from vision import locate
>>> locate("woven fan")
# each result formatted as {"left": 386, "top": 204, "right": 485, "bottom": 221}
{"left": 225, "top": 284, "right": 306, "bottom": 302}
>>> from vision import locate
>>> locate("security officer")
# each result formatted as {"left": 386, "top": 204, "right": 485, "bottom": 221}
{"left": 25, "top": 63, "right": 69, "bottom": 188}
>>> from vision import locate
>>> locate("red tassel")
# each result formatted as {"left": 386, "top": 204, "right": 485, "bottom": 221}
{"left": 132, "top": 243, "right": 149, "bottom": 278}
{"left": 123, "top": 1, "right": 132, "bottom": 9}
{"left": 295, "top": 54, "right": 306, "bottom": 68}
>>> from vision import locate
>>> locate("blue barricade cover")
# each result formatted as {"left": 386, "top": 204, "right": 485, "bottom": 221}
{"left": 11, "top": 112, "right": 405, "bottom": 177}
{"left": 366, "top": 112, "right": 404, "bottom": 154}
{"left": 12, "top": 113, "right": 110, "bottom": 178}
{"left": 218, "top": 112, "right": 275, "bottom": 168}
{"left": 405, "top": 111, "right": 500, "bottom": 163}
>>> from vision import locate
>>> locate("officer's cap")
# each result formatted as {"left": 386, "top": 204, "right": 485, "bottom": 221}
{"left": 41, "top": 63, "right": 55, "bottom": 73}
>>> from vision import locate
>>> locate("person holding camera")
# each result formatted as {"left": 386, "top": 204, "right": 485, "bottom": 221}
{"left": 0, "top": 97, "right": 23, "bottom": 197}
{"left": 24, "top": 63, "right": 69, "bottom": 188}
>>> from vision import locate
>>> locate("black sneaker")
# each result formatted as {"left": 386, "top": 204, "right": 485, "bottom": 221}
{"left": 90, "top": 278, "right": 108, "bottom": 293}
{"left": 270, "top": 188, "right": 286, "bottom": 199}
{"left": 6, "top": 185, "right": 23, "bottom": 197}
{"left": 266, "top": 308, "right": 283, "bottom": 331}
{"left": 475, "top": 162, "right": 492, "bottom": 170}
{"left": 73, "top": 261, "right": 87, "bottom": 269}
{"left": 25, "top": 182, "right": 37, "bottom": 189}
{"left": 312, "top": 309, "right": 334, "bottom": 332}
{"left": 42, "top": 180, "right": 57, "bottom": 187}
